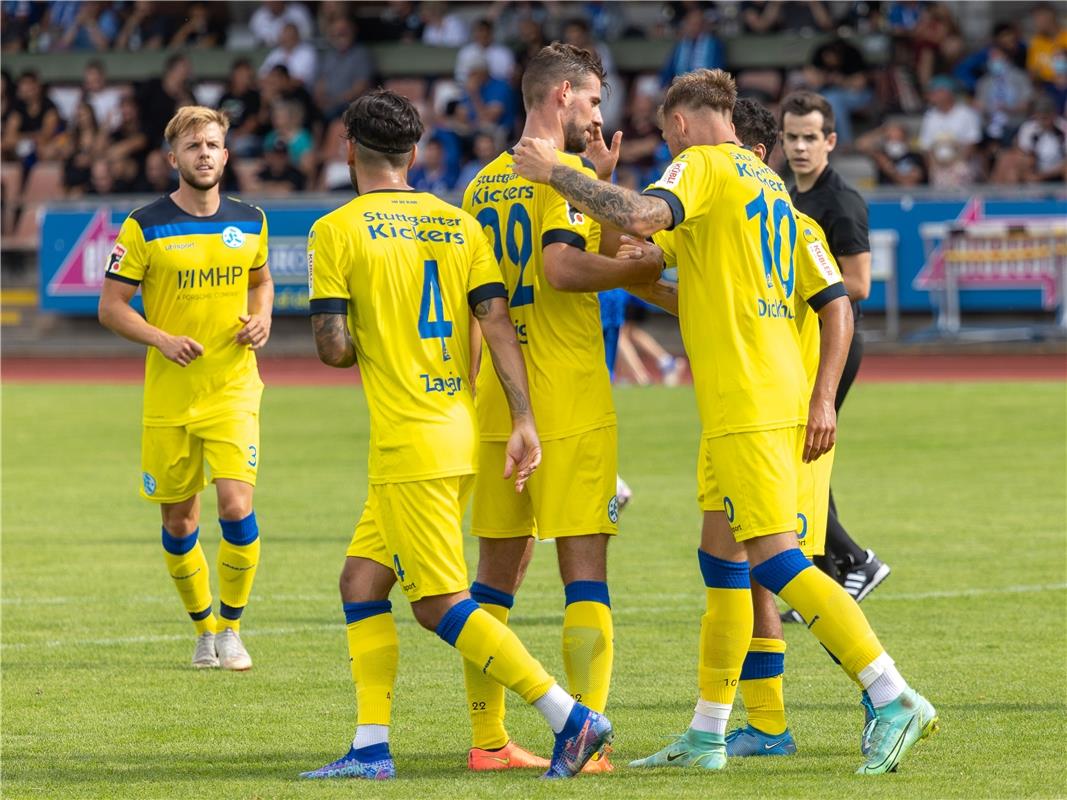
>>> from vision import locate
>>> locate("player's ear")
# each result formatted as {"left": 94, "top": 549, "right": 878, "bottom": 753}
{"left": 559, "top": 79, "right": 571, "bottom": 105}
{"left": 346, "top": 139, "right": 355, "bottom": 167}
{"left": 408, "top": 143, "right": 418, "bottom": 171}
{"left": 167, "top": 149, "right": 177, "bottom": 169}
{"left": 826, "top": 130, "right": 837, "bottom": 153}
{"left": 754, "top": 143, "right": 767, "bottom": 162}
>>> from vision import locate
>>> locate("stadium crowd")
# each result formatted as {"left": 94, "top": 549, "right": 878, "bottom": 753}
{"left": 1, "top": 0, "right": 1065, "bottom": 215}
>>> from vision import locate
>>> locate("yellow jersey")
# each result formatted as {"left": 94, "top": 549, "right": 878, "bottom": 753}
{"left": 106, "top": 195, "right": 268, "bottom": 426}
{"left": 793, "top": 211, "right": 847, "bottom": 389}
{"left": 307, "top": 189, "right": 505, "bottom": 484}
{"left": 644, "top": 143, "right": 807, "bottom": 436}
{"left": 462, "top": 149, "right": 615, "bottom": 442}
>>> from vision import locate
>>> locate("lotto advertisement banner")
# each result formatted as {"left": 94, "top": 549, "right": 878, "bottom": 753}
{"left": 37, "top": 195, "right": 1066, "bottom": 316}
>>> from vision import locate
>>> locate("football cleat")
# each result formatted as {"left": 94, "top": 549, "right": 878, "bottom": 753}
{"left": 542, "top": 704, "right": 613, "bottom": 779}
{"left": 857, "top": 689, "right": 938, "bottom": 775}
{"left": 628, "top": 728, "right": 726, "bottom": 769}
{"left": 663, "top": 356, "right": 688, "bottom": 387}
{"left": 468, "top": 740, "right": 549, "bottom": 771}
{"left": 725, "top": 725, "right": 797, "bottom": 757}
{"left": 860, "top": 691, "right": 877, "bottom": 755}
{"left": 841, "top": 550, "right": 891, "bottom": 603}
{"left": 300, "top": 743, "right": 396, "bottom": 780}
{"left": 191, "top": 631, "right": 219, "bottom": 669}
{"left": 581, "top": 744, "right": 614, "bottom": 773}
{"left": 615, "top": 475, "right": 633, "bottom": 512}
{"left": 780, "top": 608, "right": 804, "bottom": 624}
{"left": 214, "top": 627, "right": 252, "bottom": 671}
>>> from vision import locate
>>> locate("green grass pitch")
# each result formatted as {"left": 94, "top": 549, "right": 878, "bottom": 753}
{"left": 2, "top": 379, "right": 1065, "bottom": 799}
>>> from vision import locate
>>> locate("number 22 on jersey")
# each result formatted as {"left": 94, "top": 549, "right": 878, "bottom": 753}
{"left": 476, "top": 205, "right": 534, "bottom": 308}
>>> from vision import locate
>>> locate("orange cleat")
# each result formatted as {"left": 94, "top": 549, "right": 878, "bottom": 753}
{"left": 581, "top": 745, "right": 615, "bottom": 774}
{"left": 468, "top": 740, "right": 551, "bottom": 771}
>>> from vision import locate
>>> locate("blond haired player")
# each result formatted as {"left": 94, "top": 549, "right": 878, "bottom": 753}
{"left": 514, "top": 69, "right": 937, "bottom": 775}
{"left": 98, "top": 106, "right": 273, "bottom": 671}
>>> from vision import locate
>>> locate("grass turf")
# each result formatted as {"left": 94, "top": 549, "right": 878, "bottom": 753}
{"left": 2, "top": 380, "right": 1065, "bottom": 799}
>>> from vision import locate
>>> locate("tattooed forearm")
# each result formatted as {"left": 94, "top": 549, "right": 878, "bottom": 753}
{"left": 472, "top": 298, "right": 493, "bottom": 319}
{"left": 311, "top": 313, "right": 357, "bottom": 367}
{"left": 497, "top": 365, "right": 531, "bottom": 417}
{"left": 477, "top": 297, "right": 534, "bottom": 419}
{"left": 549, "top": 165, "right": 674, "bottom": 236}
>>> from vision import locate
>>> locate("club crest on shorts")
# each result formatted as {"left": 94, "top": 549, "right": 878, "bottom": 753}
{"left": 143, "top": 472, "right": 157, "bottom": 495}
{"left": 221, "top": 226, "right": 245, "bottom": 248}
{"left": 608, "top": 495, "right": 619, "bottom": 523}
{"left": 107, "top": 243, "right": 127, "bottom": 273}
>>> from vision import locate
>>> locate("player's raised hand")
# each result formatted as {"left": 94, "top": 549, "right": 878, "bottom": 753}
{"left": 511, "top": 137, "right": 559, "bottom": 184}
{"left": 237, "top": 313, "right": 272, "bottom": 349}
{"left": 503, "top": 416, "right": 542, "bottom": 493}
{"left": 159, "top": 334, "right": 204, "bottom": 367}
{"left": 585, "top": 125, "right": 623, "bottom": 181}
{"left": 804, "top": 396, "right": 836, "bottom": 463}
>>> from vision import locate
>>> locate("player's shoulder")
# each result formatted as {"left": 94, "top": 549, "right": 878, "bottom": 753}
{"left": 795, "top": 210, "right": 828, "bottom": 240}
{"left": 559, "top": 151, "right": 597, "bottom": 177}
{"left": 127, "top": 195, "right": 176, "bottom": 230}
{"left": 220, "top": 195, "right": 267, "bottom": 222}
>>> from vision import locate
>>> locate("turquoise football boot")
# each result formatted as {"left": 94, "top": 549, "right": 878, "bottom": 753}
{"left": 857, "top": 689, "right": 939, "bottom": 774}
{"left": 628, "top": 728, "right": 726, "bottom": 769}
{"left": 725, "top": 724, "right": 797, "bottom": 756}
{"left": 860, "top": 690, "right": 877, "bottom": 755}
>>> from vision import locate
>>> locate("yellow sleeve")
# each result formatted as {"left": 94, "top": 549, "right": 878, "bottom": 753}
{"left": 653, "top": 229, "right": 677, "bottom": 267}
{"left": 307, "top": 218, "right": 350, "bottom": 314}
{"left": 465, "top": 223, "right": 507, "bottom": 302}
{"left": 641, "top": 148, "right": 718, "bottom": 230}
{"left": 542, "top": 162, "right": 600, "bottom": 252}
{"left": 252, "top": 208, "right": 269, "bottom": 269}
{"left": 795, "top": 217, "right": 847, "bottom": 309}
{"left": 104, "top": 216, "right": 148, "bottom": 285}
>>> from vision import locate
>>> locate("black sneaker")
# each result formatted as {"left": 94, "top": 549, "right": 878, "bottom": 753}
{"left": 840, "top": 549, "right": 891, "bottom": 602}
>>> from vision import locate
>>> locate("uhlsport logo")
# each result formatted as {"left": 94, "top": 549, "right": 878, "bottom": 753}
{"left": 143, "top": 472, "right": 157, "bottom": 495}
{"left": 796, "top": 512, "right": 808, "bottom": 541}
{"left": 608, "top": 495, "right": 619, "bottom": 524}
{"left": 221, "top": 226, "right": 245, "bottom": 248}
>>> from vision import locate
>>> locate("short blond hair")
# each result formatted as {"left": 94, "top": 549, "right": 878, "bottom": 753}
{"left": 164, "top": 106, "right": 230, "bottom": 147}
{"left": 663, "top": 68, "right": 737, "bottom": 115}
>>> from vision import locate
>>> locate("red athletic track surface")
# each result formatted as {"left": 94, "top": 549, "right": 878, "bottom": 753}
{"left": 1, "top": 353, "right": 1064, "bottom": 385}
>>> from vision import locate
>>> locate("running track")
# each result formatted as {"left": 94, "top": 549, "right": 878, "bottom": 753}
{"left": 2, "top": 353, "right": 1064, "bottom": 385}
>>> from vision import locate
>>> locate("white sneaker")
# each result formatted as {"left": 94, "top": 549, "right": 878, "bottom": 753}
{"left": 615, "top": 475, "right": 633, "bottom": 511}
{"left": 215, "top": 627, "right": 252, "bottom": 671}
{"left": 192, "top": 631, "right": 220, "bottom": 669}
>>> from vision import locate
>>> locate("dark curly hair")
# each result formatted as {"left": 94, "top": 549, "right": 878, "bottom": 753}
{"left": 342, "top": 88, "right": 425, "bottom": 167}
{"left": 732, "top": 97, "right": 779, "bottom": 160}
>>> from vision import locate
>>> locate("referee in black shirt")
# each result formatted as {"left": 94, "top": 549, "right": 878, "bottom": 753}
{"left": 780, "top": 91, "right": 891, "bottom": 604}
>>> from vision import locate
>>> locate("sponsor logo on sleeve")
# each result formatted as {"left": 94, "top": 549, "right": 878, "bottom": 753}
{"left": 654, "top": 161, "right": 687, "bottom": 189}
{"left": 566, "top": 201, "right": 585, "bottom": 226}
{"left": 107, "top": 243, "right": 127, "bottom": 273}
{"left": 807, "top": 240, "right": 839, "bottom": 282}
{"left": 306, "top": 250, "right": 314, "bottom": 292}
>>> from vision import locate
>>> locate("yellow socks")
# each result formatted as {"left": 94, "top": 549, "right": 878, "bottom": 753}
{"left": 693, "top": 551, "right": 752, "bottom": 734}
{"left": 343, "top": 601, "right": 399, "bottom": 726}
{"left": 438, "top": 599, "right": 554, "bottom": 704}
{"left": 562, "top": 581, "right": 613, "bottom": 713}
{"left": 739, "top": 637, "right": 788, "bottom": 735}
{"left": 463, "top": 583, "right": 513, "bottom": 750}
{"left": 161, "top": 527, "right": 216, "bottom": 634}
{"left": 216, "top": 513, "right": 260, "bottom": 632}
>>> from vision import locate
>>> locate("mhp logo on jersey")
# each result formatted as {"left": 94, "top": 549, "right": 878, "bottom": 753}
{"left": 143, "top": 472, "right": 157, "bottom": 495}
{"left": 107, "top": 243, "right": 127, "bottom": 273}
{"left": 222, "top": 226, "right": 246, "bottom": 248}
{"left": 566, "top": 201, "right": 585, "bottom": 226}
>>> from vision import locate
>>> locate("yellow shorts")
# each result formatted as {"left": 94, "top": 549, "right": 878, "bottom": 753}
{"left": 696, "top": 426, "right": 802, "bottom": 542}
{"left": 472, "top": 426, "right": 618, "bottom": 540}
{"left": 141, "top": 412, "right": 259, "bottom": 503}
{"left": 347, "top": 474, "right": 475, "bottom": 602}
{"left": 796, "top": 445, "right": 835, "bottom": 557}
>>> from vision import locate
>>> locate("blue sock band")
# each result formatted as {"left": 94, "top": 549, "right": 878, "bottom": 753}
{"left": 751, "top": 549, "right": 813, "bottom": 595}
{"left": 698, "top": 549, "right": 751, "bottom": 589}
{"left": 189, "top": 605, "right": 212, "bottom": 621}
{"left": 470, "top": 581, "right": 515, "bottom": 609}
{"left": 161, "top": 526, "right": 198, "bottom": 556}
{"left": 353, "top": 742, "right": 391, "bottom": 762}
{"left": 219, "top": 602, "right": 244, "bottom": 621}
{"left": 435, "top": 598, "right": 480, "bottom": 646}
{"left": 564, "top": 580, "right": 611, "bottom": 608}
{"left": 343, "top": 600, "right": 392, "bottom": 625}
{"left": 740, "top": 650, "right": 785, "bottom": 680}
{"left": 219, "top": 512, "right": 258, "bottom": 546}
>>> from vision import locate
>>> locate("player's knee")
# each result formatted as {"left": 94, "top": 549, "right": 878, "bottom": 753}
{"left": 410, "top": 602, "right": 440, "bottom": 632}
{"left": 217, "top": 496, "right": 253, "bottom": 521}
{"left": 162, "top": 512, "right": 198, "bottom": 538}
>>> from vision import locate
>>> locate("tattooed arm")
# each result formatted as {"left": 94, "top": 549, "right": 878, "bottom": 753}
{"left": 474, "top": 295, "right": 541, "bottom": 491}
{"left": 311, "top": 312, "right": 357, "bottom": 368}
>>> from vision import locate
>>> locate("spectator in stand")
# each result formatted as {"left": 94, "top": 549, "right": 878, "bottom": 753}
{"left": 139, "top": 148, "right": 179, "bottom": 194}
{"left": 1027, "top": 3, "right": 1067, "bottom": 84}
{"left": 60, "top": 101, "right": 105, "bottom": 195}
{"left": 263, "top": 99, "right": 313, "bottom": 174}
{"left": 250, "top": 0, "right": 313, "bottom": 47}
{"left": 512, "top": 17, "right": 548, "bottom": 76}
{"left": 219, "top": 59, "right": 262, "bottom": 157}
{"left": 975, "top": 45, "right": 1033, "bottom": 146}
{"left": 4, "top": 70, "right": 61, "bottom": 164}
{"left": 562, "top": 17, "right": 622, "bottom": 129}
{"left": 954, "top": 22, "right": 1028, "bottom": 94}
{"left": 660, "top": 7, "right": 725, "bottom": 88}
{"left": 52, "top": 1, "right": 120, "bottom": 51}
{"left": 459, "top": 55, "right": 517, "bottom": 136}
{"left": 919, "top": 75, "right": 981, "bottom": 179}
{"left": 169, "top": 1, "right": 228, "bottom": 48}
{"left": 993, "top": 95, "right": 1067, "bottom": 184}
{"left": 488, "top": 0, "right": 554, "bottom": 46}
{"left": 259, "top": 63, "right": 321, "bottom": 143}
{"left": 315, "top": 1, "right": 348, "bottom": 36}
{"left": 408, "top": 135, "right": 456, "bottom": 195}
{"left": 2, "top": 1, "right": 47, "bottom": 52}
{"left": 434, "top": 97, "right": 474, "bottom": 176}
{"left": 373, "top": 0, "right": 424, "bottom": 42}
{"left": 259, "top": 22, "right": 317, "bottom": 87}
{"left": 617, "top": 89, "right": 664, "bottom": 188}
{"left": 1042, "top": 49, "right": 1067, "bottom": 114}
{"left": 106, "top": 93, "right": 149, "bottom": 188}
{"left": 911, "top": 3, "right": 966, "bottom": 89}
{"left": 257, "top": 136, "right": 307, "bottom": 194}
{"left": 0, "top": 70, "right": 13, "bottom": 144}
{"left": 455, "top": 18, "right": 515, "bottom": 83}
{"left": 885, "top": 0, "right": 922, "bottom": 34}
{"left": 422, "top": 2, "right": 467, "bottom": 47}
{"left": 314, "top": 17, "right": 374, "bottom": 121}
{"left": 456, "top": 130, "right": 499, "bottom": 188}
{"left": 81, "top": 59, "right": 121, "bottom": 134}
{"left": 113, "top": 0, "right": 173, "bottom": 51}
{"left": 740, "top": 1, "right": 834, "bottom": 34}
{"left": 136, "top": 53, "right": 194, "bottom": 147}
{"left": 856, "top": 120, "right": 927, "bottom": 186}
{"left": 805, "top": 36, "right": 872, "bottom": 146}
{"left": 87, "top": 159, "right": 117, "bottom": 195}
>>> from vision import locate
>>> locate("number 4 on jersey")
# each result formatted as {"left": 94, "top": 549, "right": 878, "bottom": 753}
{"left": 418, "top": 260, "right": 453, "bottom": 361}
